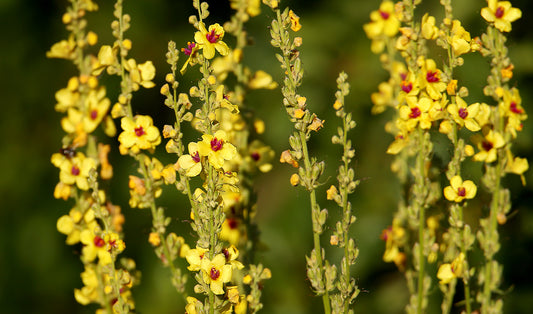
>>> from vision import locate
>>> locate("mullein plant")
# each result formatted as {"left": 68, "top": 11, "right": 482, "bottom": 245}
{"left": 365, "top": 0, "right": 527, "bottom": 313}
{"left": 48, "top": 0, "right": 138, "bottom": 313}
{"left": 266, "top": 1, "right": 360, "bottom": 313}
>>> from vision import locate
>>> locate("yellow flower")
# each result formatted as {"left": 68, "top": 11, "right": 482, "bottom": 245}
{"left": 186, "top": 246, "right": 209, "bottom": 271}
{"left": 201, "top": 254, "right": 233, "bottom": 295}
{"left": 444, "top": 175, "right": 477, "bottom": 202}
{"left": 363, "top": 1, "right": 400, "bottom": 38}
{"left": 505, "top": 150, "right": 529, "bottom": 185}
{"left": 437, "top": 253, "right": 465, "bottom": 284}
{"left": 80, "top": 229, "right": 113, "bottom": 265}
{"left": 399, "top": 96, "right": 433, "bottom": 131}
{"left": 481, "top": 0, "right": 522, "bottom": 32}
{"left": 118, "top": 115, "right": 161, "bottom": 154}
{"left": 381, "top": 218, "right": 406, "bottom": 270}
{"left": 248, "top": 70, "right": 278, "bottom": 89}
{"left": 289, "top": 10, "right": 302, "bottom": 32}
{"left": 216, "top": 85, "right": 239, "bottom": 114}
{"left": 220, "top": 218, "right": 242, "bottom": 246}
{"left": 418, "top": 58, "right": 446, "bottom": 100}
{"left": 447, "top": 97, "right": 481, "bottom": 132}
{"left": 178, "top": 142, "right": 203, "bottom": 177}
{"left": 421, "top": 14, "right": 439, "bottom": 40}
{"left": 471, "top": 129, "right": 505, "bottom": 163}
{"left": 54, "top": 152, "right": 96, "bottom": 191}
{"left": 61, "top": 87, "right": 110, "bottom": 134}
{"left": 46, "top": 35, "right": 76, "bottom": 59}
{"left": 74, "top": 266, "right": 99, "bottom": 305}
{"left": 197, "top": 130, "right": 237, "bottom": 169}
{"left": 125, "top": 59, "right": 156, "bottom": 90}
{"left": 185, "top": 296, "right": 202, "bottom": 314}
{"left": 500, "top": 87, "right": 527, "bottom": 138}
{"left": 449, "top": 20, "right": 472, "bottom": 56}
{"left": 194, "top": 22, "right": 229, "bottom": 59}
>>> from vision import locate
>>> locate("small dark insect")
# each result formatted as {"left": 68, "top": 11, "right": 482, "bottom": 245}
{"left": 60, "top": 146, "right": 76, "bottom": 159}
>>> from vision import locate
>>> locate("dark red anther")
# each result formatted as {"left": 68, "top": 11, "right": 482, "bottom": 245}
{"left": 401, "top": 81, "right": 413, "bottom": 93}
{"left": 482, "top": 140, "right": 494, "bottom": 152}
{"left": 495, "top": 6, "right": 505, "bottom": 19}
{"left": 71, "top": 166, "right": 80, "bottom": 176}
{"left": 192, "top": 151, "right": 201, "bottom": 163}
{"left": 134, "top": 126, "right": 145, "bottom": 137}
{"left": 409, "top": 107, "right": 421, "bottom": 119}
{"left": 210, "top": 267, "right": 220, "bottom": 280}
{"left": 426, "top": 70, "right": 440, "bottom": 83}
{"left": 251, "top": 152, "right": 261, "bottom": 161}
{"left": 379, "top": 10, "right": 390, "bottom": 20}
{"left": 90, "top": 109, "right": 98, "bottom": 120}
{"left": 458, "top": 108, "right": 468, "bottom": 119}
{"left": 457, "top": 187, "right": 466, "bottom": 197}
{"left": 210, "top": 138, "right": 223, "bottom": 151}
{"left": 94, "top": 236, "right": 105, "bottom": 247}
{"left": 206, "top": 29, "right": 220, "bottom": 43}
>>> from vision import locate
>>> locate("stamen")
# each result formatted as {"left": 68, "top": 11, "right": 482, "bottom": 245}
{"left": 426, "top": 70, "right": 440, "bottom": 83}
{"left": 410, "top": 107, "right": 421, "bottom": 118}
{"left": 458, "top": 108, "right": 468, "bottom": 119}
{"left": 206, "top": 29, "right": 220, "bottom": 44}
{"left": 210, "top": 267, "right": 220, "bottom": 280}
{"left": 495, "top": 6, "right": 505, "bottom": 19}
{"left": 71, "top": 166, "right": 80, "bottom": 176}
{"left": 134, "top": 126, "right": 145, "bottom": 137}
{"left": 210, "top": 138, "right": 223, "bottom": 151}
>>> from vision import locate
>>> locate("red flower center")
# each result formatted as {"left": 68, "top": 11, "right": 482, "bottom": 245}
{"left": 94, "top": 236, "right": 105, "bottom": 247}
{"left": 210, "top": 137, "right": 223, "bottom": 151}
{"left": 410, "top": 107, "right": 421, "bottom": 118}
{"left": 482, "top": 140, "right": 494, "bottom": 152}
{"left": 206, "top": 29, "right": 220, "bottom": 44}
{"left": 510, "top": 102, "right": 523, "bottom": 114}
{"left": 251, "top": 152, "right": 261, "bottom": 161}
{"left": 228, "top": 218, "right": 238, "bottom": 229}
{"left": 495, "top": 6, "right": 505, "bottom": 19}
{"left": 181, "top": 42, "right": 196, "bottom": 56}
{"left": 457, "top": 187, "right": 466, "bottom": 197}
{"left": 71, "top": 165, "right": 80, "bottom": 176}
{"left": 379, "top": 10, "right": 390, "bottom": 20}
{"left": 192, "top": 151, "right": 201, "bottom": 163}
{"left": 134, "top": 126, "right": 145, "bottom": 137}
{"left": 458, "top": 107, "right": 468, "bottom": 119}
{"left": 222, "top": 248, "right": 230, "bottom": 260}
{"left": 401, "top": 81, "right": 413, "bottom": 93}
{"left": 426, "top": 70, "right": 440, "bottom": 83}
{"left": 210, "top": 267, "right": 220, "bottom": 280}
{"left": 90, "top": 109, "right": 98, "bottom": 120}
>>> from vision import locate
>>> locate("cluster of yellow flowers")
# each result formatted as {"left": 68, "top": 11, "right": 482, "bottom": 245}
{"left": 365, "top": 0, "right": 527, "bottom": 313}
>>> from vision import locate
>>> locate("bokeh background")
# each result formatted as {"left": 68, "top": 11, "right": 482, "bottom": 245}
{"left": 1, "top": 0, "right": 532, "bottom": 313}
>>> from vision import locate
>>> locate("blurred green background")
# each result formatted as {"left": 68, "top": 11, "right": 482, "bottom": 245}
{"left": 1, "top": 0, "right": 532, "bottom": 313}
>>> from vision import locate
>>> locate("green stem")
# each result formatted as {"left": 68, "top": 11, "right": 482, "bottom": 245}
{"left": 299, "top": 131, "right": 331, "bottom": 314}
{"left": 416, "top": 127, "right": 426, "bottom": 314}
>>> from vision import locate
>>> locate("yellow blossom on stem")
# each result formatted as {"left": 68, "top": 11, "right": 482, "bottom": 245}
{"left": 399, "top": 96, "right": 433, "bottom": 131}
{"left": 449, "top": 20, "right": 472, "bottom": 56}
{"left": 125, "top": 59, "right": 156, "bottom": 90}
{"left": 471, "top": 129, "right": 505, "bottom": 163}
{"left": 289, "top": 10, "right": 302, "bottom": 32}
{"left": 418, "top": 58, "right": 447, "bottom": 100}
{"left": 200, "top": 253, "right": 233, "bottom": 295}
{"left": 363, "top": 1, "right": 400, "bottom": 38}
{"left": 118, "top": 115, "right": 161, "bottom": 154}
{"left": 194, "top": 22, "right": 229, "bottom": 59}
{"left": 180, "top": 42, "right": 199, "bottom": 74}
{"left": 178, "top": 142, "right": 203, "bottom": 177}
{"left": 74, "top": 266, "right": 99, "bottom": 305}
{"left": 80, "top": 228, "right": 113, "bottom": 265}
{"left": 481, "top": 0, "right": 522, "bottom": 33}
{"left": 447, "top": 97, "right": 481, "bottom": 132}
{"left": 197, "top": 130, "right": 237, "bottom": 169}
{"left": 437, "top": 253, "right": 465, "bottom": 284}
{"left": 52, "top": 152, "right": 96, "bottom": 191}
{"left": 444, "top": 175, "right": 477, "bottom": 202}
{"left": 186, "top": 246, "right": 209, "bottom": 271}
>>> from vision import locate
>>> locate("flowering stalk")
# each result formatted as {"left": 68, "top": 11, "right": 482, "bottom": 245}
{"left": 48, "top": 0, "right": 137, "bottom": 312}
{"left": 477, "top": 1, "right": 525, "bottom": 312}
{"left": 328, "top": 72, "right": 360, "bottom": 312}
{"left": 267, "top": 2, "right": 332, "bottom": 313}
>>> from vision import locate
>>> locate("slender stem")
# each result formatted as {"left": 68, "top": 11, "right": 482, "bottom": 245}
{"left": 299, "top": 131, "right": 331, "bottom": 314}
{"left": 416, "top": 127, "right": 426, "bottom": 314}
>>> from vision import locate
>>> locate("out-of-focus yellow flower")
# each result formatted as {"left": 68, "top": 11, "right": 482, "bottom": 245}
{"left": 444, "top": 175, "right": 477, "bottom": 202}
{"left": 437, "top": 253, "right": 465, "bottom": 284}
{"left": 449, "top": 20, "right": 471, "bottom": 56}
{"left": 53, "top": 152, "right": 96, "bottom": 191}
{"left": 422, "top": 14, "right": 439, "bottom": 40}
{"left": 289, "top": 10, "right": 302, "bottom": 32}
{"left": 125, "top": 59, "right": 156, "bottom": 90}
{"left": 195, "top": 22, "right": 229, "bottom": 59}
{"left": 248, "top": 70, "right": 278, "bottom": 89}
{"left": 481, "top": 0, "right": 521, "bottom": 32}
{"left": 46, "top": 35, "right": 77, "bottom": 59}
{"left": 471, "top": 129, "right": 505, "bottom": 163}
{"left": 363, "top": 1, "right": 400, "bottom": 38}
